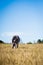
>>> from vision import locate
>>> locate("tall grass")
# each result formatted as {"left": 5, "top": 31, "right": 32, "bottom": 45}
{"left": 0, "top": 43, "right": 43, "bottom": 65}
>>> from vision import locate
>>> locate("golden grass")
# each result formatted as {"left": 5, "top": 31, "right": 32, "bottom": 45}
{"left": 0, "top": 43, "right": 43, "bottom": 65}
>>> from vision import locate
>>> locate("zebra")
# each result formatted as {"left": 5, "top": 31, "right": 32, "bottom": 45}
{"left": 12, "top": 35, "right": 20, "bottom": 48}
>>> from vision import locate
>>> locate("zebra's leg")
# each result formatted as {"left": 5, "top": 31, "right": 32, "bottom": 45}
{"left": 12, "top": 43, "right": 15, "bottom": 48}
{"left": 17, "top": 43, "right": 19, "bottom": 48}
{"left": 14, "top": 43, "right": 18, "bottom": 48}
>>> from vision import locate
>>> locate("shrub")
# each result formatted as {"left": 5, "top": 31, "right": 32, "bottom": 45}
{"left": 37, "top": 39, "right": 43, "bottom": 43}
{"left": 0, "top": 40, "right": 4, "bottom": 43}
{"left": 27, "top": 42, "right": 32, "bottom": 44}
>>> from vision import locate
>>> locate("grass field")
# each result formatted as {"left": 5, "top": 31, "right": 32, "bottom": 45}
{"left": 0, "top": 43, "right": 43, "bottom": 65}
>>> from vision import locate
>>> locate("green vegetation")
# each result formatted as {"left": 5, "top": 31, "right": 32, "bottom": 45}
{"left": 0, "top": 40, "right": 4, "bottom": 44}
{"left": 0, "top": 43, "right": 43, "bottom": 65}
{"left": 37, "top": 39, "right": 43, "bottom": 43}
{"left": 27, "top": 42, "right": 32, "bottom": 44}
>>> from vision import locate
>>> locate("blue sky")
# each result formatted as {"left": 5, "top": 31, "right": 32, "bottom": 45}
{"left": 0, "top": 0, "right": 43, "bottom": 43}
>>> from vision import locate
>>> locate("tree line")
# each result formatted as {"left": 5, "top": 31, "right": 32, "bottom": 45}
{"left": 0, "top": 39, "right": 43, "bottom": 44}
{"left": 27, "top": 39, "right": 43, "bottom": 44}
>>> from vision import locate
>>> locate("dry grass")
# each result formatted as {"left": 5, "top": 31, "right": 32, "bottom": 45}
{"left": 0, "top": 43, "right": 43, "bottom": 65}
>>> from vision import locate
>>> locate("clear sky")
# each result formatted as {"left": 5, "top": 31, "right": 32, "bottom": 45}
{"left": 0, "top": 0, "right": 43, "bottom": 43}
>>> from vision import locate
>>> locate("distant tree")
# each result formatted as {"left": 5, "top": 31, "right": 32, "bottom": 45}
{"left": 0, "top": 40, "right": 4, "bottom": 43}
{"left": 37, "top": 39, "right": 42, "bottom": 43}
{"left": 41, "top": 40, "right": 43, "bottom": 43}
{"left": 27, "top": 42, "right": 32, "bottom": 44}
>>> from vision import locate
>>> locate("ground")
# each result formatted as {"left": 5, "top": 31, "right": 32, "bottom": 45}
{"left": 0, "top": 43, "right": 43, "bottom": 65}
